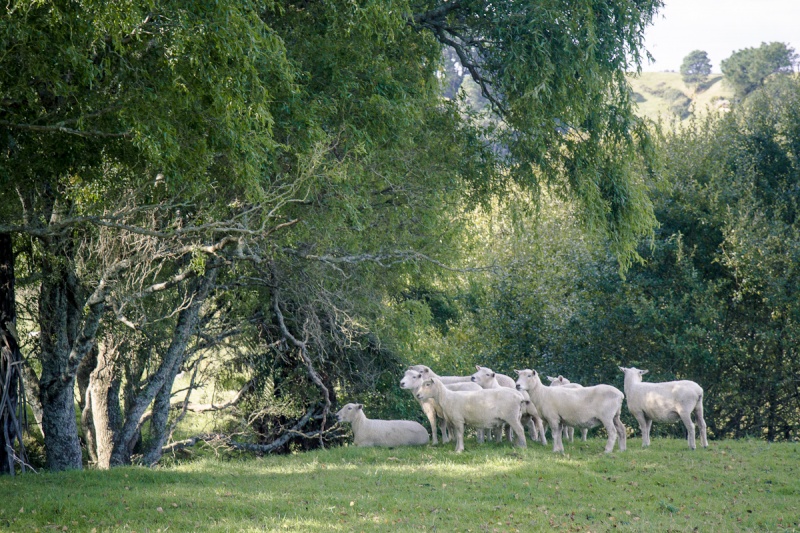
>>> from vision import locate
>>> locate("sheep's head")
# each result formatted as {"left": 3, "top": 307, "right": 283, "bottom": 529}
{"left": 415, "top": 378, "right": 439, "bottom": 401}
{"left": 335, "top": 403, "right": 363, "bottom": 423}
{"left": 470, "top": 365, "right": 496, "bottom": 387}
{"left": 619, "top": 366, "right": 648, "bottom": 383}
{"left": 400, "top": 369, "right": 423, "bottom": 390}
{"left": 547, "top": 375, "right": 571, "bottom": 387}
{"left": 514, "top": 369, "right": 539, "bottom": 391}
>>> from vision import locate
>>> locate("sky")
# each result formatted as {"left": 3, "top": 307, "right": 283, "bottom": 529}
{"left": 641, "top": 0, "right": 800, "bottom": 72}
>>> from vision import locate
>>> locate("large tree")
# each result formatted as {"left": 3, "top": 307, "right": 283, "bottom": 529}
{"left": 721, "top": 42, "right": 797, "bottom": 98}
{"left": 2, "top": 0, "right": 663, "bottom": 470}
{"left": 680, "top": 50, "right": 712, "bottom": 89}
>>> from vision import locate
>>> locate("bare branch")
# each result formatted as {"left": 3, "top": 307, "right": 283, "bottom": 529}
{"left": 0, "top": 119, "right": 131, "bottom": 138}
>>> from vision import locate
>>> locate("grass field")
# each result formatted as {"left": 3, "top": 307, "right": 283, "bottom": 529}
{"left": 1, "top": 437, "right": 797, "bottom": 532}
{"left": 626, "top": 71, "right": 734, "bottom": 124}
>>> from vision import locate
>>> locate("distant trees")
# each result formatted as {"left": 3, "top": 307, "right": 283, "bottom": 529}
{"left": 680, "top": 50, "right": 712, "bottom": 89}
{"left": 721, "top": 42, "right": 797, "bottom": 98}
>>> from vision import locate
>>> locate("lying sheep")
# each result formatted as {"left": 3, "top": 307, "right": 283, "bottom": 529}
{"left": 471, "top": 365, "right": 524, "bottom": 442}
{"left": 619, "top": 366, "right": 708, "bottom": 450}
{"left": 547, "top": 375, "right": 588, "bottom": 443}
{"left": 400, "top": 368, "right": 485, "bottom": 444}
{"left": 415, "top": 377, "right": 527, "bottom": 453}
{"left": 515, "top": 369, "right": 626, "bottom": 453}
{"left": 335, "top": 403, "right": 429, "bottom": 447}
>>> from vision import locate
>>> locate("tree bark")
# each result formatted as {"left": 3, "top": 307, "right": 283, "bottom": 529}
{"left": 110, "top": 269, "right": 217, "bottom": 467}
{"left": 0, "top": 233, "right": 27, "bottom": 474}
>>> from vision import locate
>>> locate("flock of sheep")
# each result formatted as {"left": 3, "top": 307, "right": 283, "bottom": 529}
{"left": 335, "top": 364, "right": 709, "bottom": 453}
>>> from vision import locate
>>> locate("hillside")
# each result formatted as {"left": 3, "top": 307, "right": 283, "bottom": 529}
{"left": 627, "top": 71, "right": 734, "bottom": 123}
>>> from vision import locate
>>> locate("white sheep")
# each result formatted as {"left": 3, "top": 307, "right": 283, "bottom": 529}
{"left": 400, "top": 368, "right": 450, "bottom": 444}
{"left": 400, "top": 368, "right": 486, "bottom": 444}
{"left": 619, "top": 366, "right": 708, "bottom": 450}
{"left": 470, "top": 365, "right": 525, "bottom": 443}
{"left": 546, "top": 375, "right": 588, "bottom": 443}
{"left": 518, "top": 390, "right": 547, "bottom": 445}
{"left": 335, "top": 403, "right": 429, "bottom": 447}
{"left": 515, "top": 369, "right": 626, "bottom": 453}
{"left": 409, "top": 364, "right": 473, "bottom": 385}
{"left": 415, "top": 377, "right": 527, "bottom": 452}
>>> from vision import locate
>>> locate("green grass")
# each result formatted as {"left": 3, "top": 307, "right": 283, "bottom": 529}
{"left": 626, "top": 72, "right": 734, "bottom": 124}
{"left": 1, "top": 437, "right": 798, "bottom": 532}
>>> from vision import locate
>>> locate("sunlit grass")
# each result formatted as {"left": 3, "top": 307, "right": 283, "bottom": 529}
{"left": 1, "top": 437, "right": 798, "bottom": 531}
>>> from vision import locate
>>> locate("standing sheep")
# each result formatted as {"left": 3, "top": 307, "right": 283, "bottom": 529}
{"left": 471, "top": 365, "right": 526, "bottom": 443}
{"left": 415, "top": 377, "right": 527, "bottom": 453}
{"left": 515, "top": 369, "right": 626, "bottom": 453}
{"left": 619, "top": 367, "right": 708, "bottom": 450}
{"left": 547, "top": 375, "right": 588, "bottom": 443}
{"left": 335, "top": 403, "right": 429, "bottom": 447}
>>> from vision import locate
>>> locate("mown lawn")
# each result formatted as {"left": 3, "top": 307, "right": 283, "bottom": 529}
{"left": 1, "top": 437, "right": 797, "bottom": 532}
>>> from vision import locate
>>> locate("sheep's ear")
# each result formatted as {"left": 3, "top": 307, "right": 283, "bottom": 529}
{"left": 490, "top": 372, "right": 495, "bottom": 378}
{"left": 546, "top": 376, "right": 555, "bottom": 382}
{"left": 619, "top": 366, "right": 626, "bottom": 372}
{"left": 640, "top": 369, "right": 649, "bottom": 375}
{"left": 356, "top": 404, "right": 363, "bottom": 410}
{"left": 514, "top": 369, "right": 522, "bottom": 375}
{"left": 475, "top": 364, "right": 481, "bottom": 371}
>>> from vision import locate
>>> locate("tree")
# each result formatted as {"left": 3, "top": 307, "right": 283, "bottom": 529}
{"left": 721, "top": 42, "right": 797, "bottom": 98}
{"left": 680, "top": 50, "right": 712, "bottom": 89}
{"left": 2, "top": 0, "right": 664, "bottom": 470}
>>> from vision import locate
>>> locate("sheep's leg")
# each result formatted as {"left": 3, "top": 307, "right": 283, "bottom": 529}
{"left": 602, "top": 418, "right": 618, "bottom": 453}
{"left": 423, "top": 403, "right": 439, "bottom": 445}
{"left": 551, "top": 420, "right": 564, "bottom": 453}
{"left": 580, "top": 428, "right": 588, "bottom": 441}
{"left": 441, "top": 418, "right": 451, "bottom": 443}
{"left": 695, "top": 401, "right": 708, "bottom": 448}
{"left": 476, "top": 428, "right": 485, "bottom": 444}
{"left": 680, "top": 411, "right": 696, "bottom": 450}
{"left": 508, "top": 417, "right": 527, "bottom": 448}
{"left": 567, "top": 426, "right": 575, "bottom": 443}
{"left": 613, "top": 414, "right": 626, "bottom": 451}
{"left": 453, "top": 422, "right": 465, "bottom": 453}
{"left": 634, "top": 412, "right": 649, "bottom": 447}
{"left": 536, "top": 417, "right": 547, "bottom": 446}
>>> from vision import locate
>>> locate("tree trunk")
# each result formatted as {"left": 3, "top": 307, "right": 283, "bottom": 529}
{"left": 37, "top": 239, "right": 85, "bottom": 471}
{"left": 88, "top": 339, "right": 123, "bottom": 469}
{"left": 0, "top": 233, "right": 27, "bottom": 474}
{"left": 110, "top": 270, "right": 217, "bottom": 467}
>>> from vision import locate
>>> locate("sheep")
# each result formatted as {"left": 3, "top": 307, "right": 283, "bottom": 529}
{"left": 619, "top": 366, "right": 708, "bottom": 450}
{"left": 400, "top": 368, "right": 450, "bottom": 444}
{"left": 471, "top": 365, "right": 517, "bottom": 389}
{"left": 470, "top": 365, "right": 525, "bottom": 442}
{"left": 335, "top": 403, "right": 429, "bottom": 447}
{"left": 518, "top": 390, "right": 547, "bottom": 445}
{"left": 409, "top": 364, "right": 473, "bottom": 385}
{"left": 546, "top": 375, "right": 588, "bottom": 443}
{"left": 415, "top": 376, "right": 527, "bottom": 452}
{"left": 400, "top": 368, "right": 485, "bottom": 444}
{"left": 515, "top": 369, "right": 626, "bottom": 453}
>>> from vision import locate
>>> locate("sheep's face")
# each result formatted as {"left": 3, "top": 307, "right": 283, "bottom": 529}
{"left": 335, "top": 403, "right": 362, "bottom": 423}
{"left": 400, "top": 369, "right": 423, "bottom": 390}
{"left": 514, "top": 369, "right": 538, "bottom": 391}
{"left": 470, "top": 366, "right": 495, "bottom": 386}
{"left": 415, "top": 379, "right": 437, "bottom": 401}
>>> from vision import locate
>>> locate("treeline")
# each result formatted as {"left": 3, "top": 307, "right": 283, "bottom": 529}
{"left": 413, "top": 75, "right": 800, "bottom": 443}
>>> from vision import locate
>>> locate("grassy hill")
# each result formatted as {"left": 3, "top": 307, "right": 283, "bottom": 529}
{"left": 627, "top": 71, "right": 734, "bottom": 124}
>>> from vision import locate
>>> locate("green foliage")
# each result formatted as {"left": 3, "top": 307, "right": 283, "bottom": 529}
{"left": 680, "top": 50, "right": 712, "bottom": 88}
{"left": 1, "top": 439, "right": 797, "bottom": 531}
{"left": 721, "top": 42, "right": 798, "bottom": 98}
